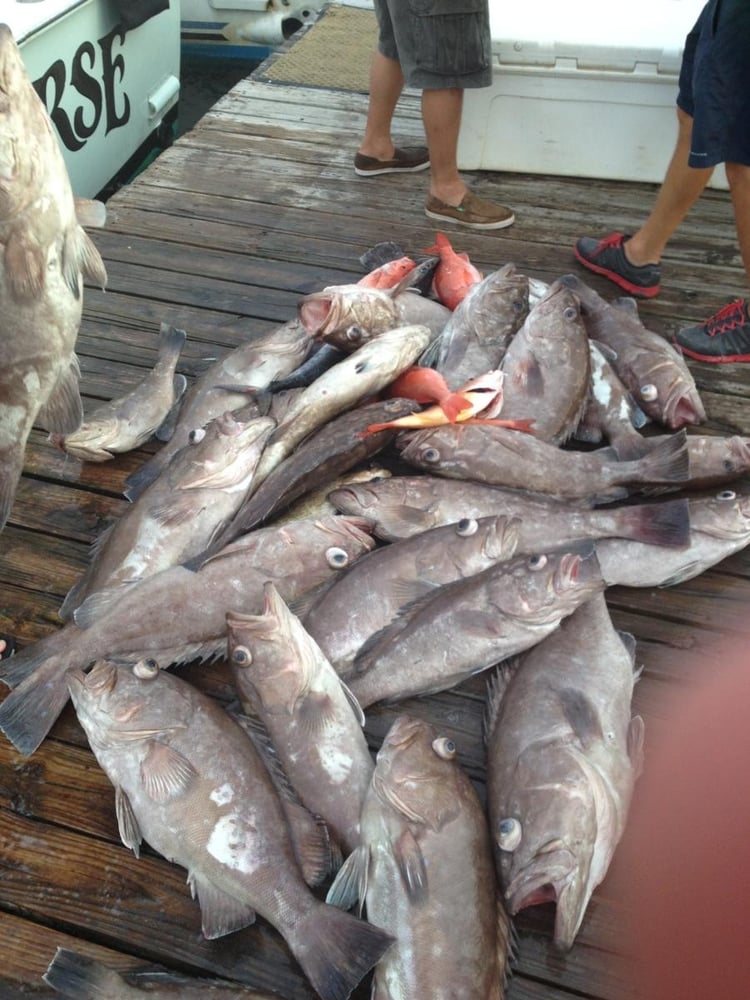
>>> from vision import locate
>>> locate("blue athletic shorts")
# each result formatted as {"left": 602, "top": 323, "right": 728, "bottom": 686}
{"left": 373, "top": 0, "right": 492, "bottom": 90}
{"left": 677, "top": 0, "right": 750, "bottom": 167}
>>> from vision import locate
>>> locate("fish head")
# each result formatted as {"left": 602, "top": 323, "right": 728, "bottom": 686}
{"left": 48, "top": 419, "right": 122, "bottom": 462}
{"left": 633, "top": 365, "right": 706, "bottom": 430}
{"left": 226, "top": 582, "right": 310, "bottom": 714}
{"left": 529, "top": 279, "right": 585, "bottom": 339}
{"left": 67, "top": 659, "right": 192, "bottom": 750}
{"left": 497, "top": 543, "right": 604, "bottom": 628}
{"left": 371, "top": 714, "right": 463, "bottom": 831}
{"left": 497, "top": 742, "right": 599, "bottom": 951}
{"left": 460, "top": 262, "right": 530, "bottom": 335}
{"left": 691, "top": 488, "right": 750, "bottom": 541}
{"left": 177, "top": 413, "right": 275, "bottom": 491}
{"left": 298, "top": 285, "right": 397, "bottom": 348}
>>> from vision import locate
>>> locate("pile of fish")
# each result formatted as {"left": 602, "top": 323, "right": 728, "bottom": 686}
{"left": 6, "top": 195, "right": 750, "bottom": 998}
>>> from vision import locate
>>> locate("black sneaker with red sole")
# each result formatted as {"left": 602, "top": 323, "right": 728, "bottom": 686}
{"left": 574, "top": 233, "right": 661, "bottom": 298}
{"left": 675, "top": 299, "right": 750, "bottom": 363}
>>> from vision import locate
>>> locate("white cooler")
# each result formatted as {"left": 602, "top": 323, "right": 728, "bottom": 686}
{"left": 458, "top": 0, "right": 728, "bottom": 190}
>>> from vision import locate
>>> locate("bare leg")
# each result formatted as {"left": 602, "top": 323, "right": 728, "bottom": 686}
{"left": 422, "top": 88, "right": 466, "bottom": 205}
{"left": 725, "top": 161, "right": 750, "bottom": 286}
{"left": 625, "top": 108, "right": 714, "bottom": 266}
{"left": 358, "top": 51, "right": 404, "bottom": 160}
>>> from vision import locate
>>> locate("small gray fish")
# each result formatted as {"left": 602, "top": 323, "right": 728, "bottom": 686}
{"left": 124, "top": 319, "right": 312, "bottom": 500}
{"left": 486, "top": 593, "right": 644, "bottom": 951}
{"left": 227, "top": 583, "right": 374, "bottom": 855}
{"left": 67, "top": 660, "right": 392, "bottom": 1000}
{"left": 560, "top": 274, "right": 706, "bottom": 429}
{"left": 422, "top": 262, "right": 529, "bottom": 387}
{"left": 0, "top": 25, "right": 107, "bottom": 530}
{"left": 327, "top": 714, "right": 511, "bottom": 998}
{"left": 347, "top": 542, "right": 606, "bottom": 707}
{"left": 397, "top": 423, "right": 690, "bottom": 502}
{"left": 327, "top": 475, "right": 691, "bottom": 549}
{"left": 0, "top": 514, "right": 376, "bottom": 757}
{"left": 50, "top": 323, "right": 188, "bottom": 461}
{"left": 499, "top": 279, "right": 591, "bottom": 445}
{"left": 58, "top": 412, "right": 276, "bottom": 620}
{"left": 44, "top": 947, "right": 275, "bottom": 999}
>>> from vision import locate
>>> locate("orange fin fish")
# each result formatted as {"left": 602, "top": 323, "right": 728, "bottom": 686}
{"left": 422, "top": 232, "right": 483, "bottom": 310}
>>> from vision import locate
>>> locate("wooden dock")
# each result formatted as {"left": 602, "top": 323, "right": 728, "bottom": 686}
{"left": 2, "top": 32, "right": 750, "bottom": 1000}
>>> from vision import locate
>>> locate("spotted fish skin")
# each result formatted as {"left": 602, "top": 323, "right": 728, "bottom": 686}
{"left": 0, "top": 24, "right": 107, "bottom": 530}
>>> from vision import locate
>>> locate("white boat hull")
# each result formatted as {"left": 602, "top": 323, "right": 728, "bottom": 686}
{"left": 9, "top": 0, "right": 180, "bottom": 198}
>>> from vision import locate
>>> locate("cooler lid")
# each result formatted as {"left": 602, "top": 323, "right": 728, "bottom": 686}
{"left": 6, "top": 0, "right": 90, "bottom": 44}
{"left": 490, "top": 0, "right": 709, "bottom": 74}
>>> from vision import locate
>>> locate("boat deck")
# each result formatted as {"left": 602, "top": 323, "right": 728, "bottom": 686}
{"left": 2, "top": 34, "right": 750, "bottom": 1000}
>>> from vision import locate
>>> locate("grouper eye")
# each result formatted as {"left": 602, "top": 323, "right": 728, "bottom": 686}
{"left": 717, "top": 489, "right": 736, "bottom": 501}
{"left": 421, "top": 447, "right": 440, "bottom": 464}
{"left": 188, "top": 427, "right": 206, "bottom": 444}
{"left": 326, "top": 546, "right": 350, "bottom": 569}
{"left": 639, "top": 384, "right": 658, "bottom": 402}
{"left": 527, "top": 553, "right": 548, "bottom": 571}
{"left": 563, "top": 306, "right": 577, "bottom": 320}
{"left": 498, "top": 817, "right": 522, "bottom": 851}
{"left": 456, "top": 518, "right": 478, "bottom": 537}
{"left": 133, "top": 658, "right": 159, "bottom": 680}
{"left": 432, "top": 737, "right": 457, "bottom": 760}
{"left": 231, "top": 645, "right": 252, "bottom": 668}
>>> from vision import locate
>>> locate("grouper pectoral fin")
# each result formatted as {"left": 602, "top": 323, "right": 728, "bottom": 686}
{"left": 115, "top": 785, "right": 143, "bottom": 856}
{"left": 37, "top": 356, "right": 84, "bottom": 434}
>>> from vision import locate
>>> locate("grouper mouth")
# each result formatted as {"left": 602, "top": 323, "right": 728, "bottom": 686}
{"left": 505, "top": 847, "right": 588, "bottom": 951}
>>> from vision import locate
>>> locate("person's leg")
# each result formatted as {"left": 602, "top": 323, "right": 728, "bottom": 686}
{"left": 623, "top": 108, "right": 714, "bottom": 267}
{"left": 357, "top": 50, "right": 404, "bottom": 162}
{"left": 421, "top": 87, "right": 466, "bottom": 206}
{"left": 725, "top": 161, "right": 750, "bottom": 285}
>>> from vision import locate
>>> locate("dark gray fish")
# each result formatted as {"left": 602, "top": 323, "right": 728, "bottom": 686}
{"left": 305, "top": 514, "right": 521, "bottom": 675}
{"left": 422, "top": 262, "right": 530, "bottom": 388}
{"left": 499, "top": 279, "right": 591, "bottom": 444}
{"left": 486, "top": 593, "right": 644, "bottom": 950}
{"left": 328, "top": 474, "right": 691, "bottom": 549}
{"left": 397, "top": 424, "right": 690, "bottom": 502}
{"left": 347, "top": 542, "right": 606, "bottom": 707}
{"left": 560, "top": 274, "right": 706, "bottom": 430}
{"left": 227, "top": 583, "right": 374, "bottom": 855}
{"left": 58, "top": 412, "right": 276, "bottom": 620}
{"left": 327, "top": 715, "right": 511, "bottom": 998}
{"left": 614, "top": 433, "right": 750, "bottom": 490}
